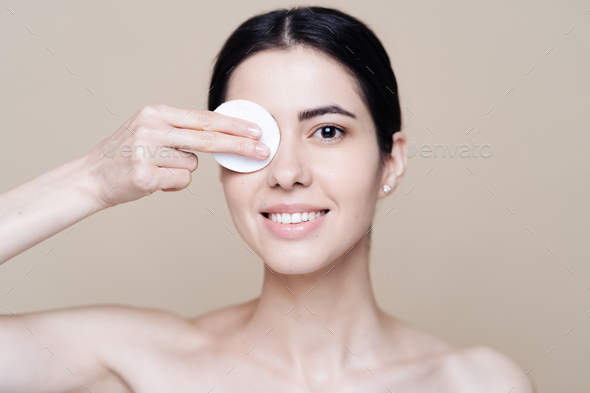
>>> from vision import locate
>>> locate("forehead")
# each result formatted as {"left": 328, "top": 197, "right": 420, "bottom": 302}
{"left": 225, "top": 46, "right": 368, "bottom": 121}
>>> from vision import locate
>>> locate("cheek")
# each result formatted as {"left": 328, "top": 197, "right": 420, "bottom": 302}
{"left": 222, "top": 173, "right": 255, "bottom": 217}
{"left": 321, "top": 145, "right": 381, "bottom": 205}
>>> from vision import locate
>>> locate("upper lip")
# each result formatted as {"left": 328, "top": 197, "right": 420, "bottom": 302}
{"left": 261, "top": 203, "right": 329, "bottom": 214}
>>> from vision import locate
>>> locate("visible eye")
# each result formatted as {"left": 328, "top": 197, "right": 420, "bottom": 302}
{"left": 312, "top": 124, "right": 347, "bottom": 143}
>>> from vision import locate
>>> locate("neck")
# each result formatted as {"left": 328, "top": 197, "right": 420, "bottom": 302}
{"left": 242, "top": 236, "right": 389, "bottom": 385}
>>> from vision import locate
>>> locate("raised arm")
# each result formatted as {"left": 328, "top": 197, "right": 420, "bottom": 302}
{"left": 0, "top": 153, "right": 104, "bottom": 264}
{"left": 0, "top": 103, "right": 269, "bottom": 265}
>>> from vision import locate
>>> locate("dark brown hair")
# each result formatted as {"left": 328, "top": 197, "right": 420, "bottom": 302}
{"left": 208, "top": 6, "right": 402, "bottom": 164}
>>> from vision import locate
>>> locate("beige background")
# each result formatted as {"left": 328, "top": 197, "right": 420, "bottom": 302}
{"left": 1, "top": 1, "right": 589, "bottom": 391}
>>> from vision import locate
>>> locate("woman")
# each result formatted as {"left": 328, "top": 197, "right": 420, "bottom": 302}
{"left": 0, "top": 6, "right": 535, "bottom": 392}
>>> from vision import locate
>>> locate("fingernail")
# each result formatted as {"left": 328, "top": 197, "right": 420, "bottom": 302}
{"left": 248, "top": 126, "right": 262, "bottom": 138}
{"left": 256, "top": 143, "right": 270, "bottom": 157}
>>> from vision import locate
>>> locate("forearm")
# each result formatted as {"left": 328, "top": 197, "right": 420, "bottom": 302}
{"left": 0, "top": 153, "right": 105, "bottom": 264}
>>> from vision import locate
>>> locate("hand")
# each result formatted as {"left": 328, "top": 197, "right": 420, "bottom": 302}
{"left": 84, "top": 103, "right": 269, "bottom": 209}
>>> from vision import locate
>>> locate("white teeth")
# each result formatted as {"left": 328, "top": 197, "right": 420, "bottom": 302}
{"left": 282, "top": 213, "right": 291, "bottom": 224}
{"left": 269, "top": 210, "right": 327, "bottom": 224}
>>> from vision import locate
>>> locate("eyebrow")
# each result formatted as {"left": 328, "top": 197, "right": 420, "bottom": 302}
{"left": 298, "top": 105, "right": 357, "bottom": 122}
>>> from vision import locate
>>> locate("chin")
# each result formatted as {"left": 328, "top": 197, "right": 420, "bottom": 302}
{"left": 262, "top": 249, "right": 333, "bottom": 275}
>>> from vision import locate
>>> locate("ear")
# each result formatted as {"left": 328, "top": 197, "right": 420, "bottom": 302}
{"left": 378, "top": 131, "right": 408, "bottom": 199}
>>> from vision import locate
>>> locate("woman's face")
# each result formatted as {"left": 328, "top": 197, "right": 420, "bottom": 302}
{"left": 220, "top": 46, "right": 398, "bottom": 274}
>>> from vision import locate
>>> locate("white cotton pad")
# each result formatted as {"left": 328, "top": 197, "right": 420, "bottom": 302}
{"left": 212, "top": 99, "right": 280, "bottom": 173}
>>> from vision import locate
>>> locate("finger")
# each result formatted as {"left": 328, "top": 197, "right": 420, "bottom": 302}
{"left": 162, "top": 128, "right": 270, "bottom": 159}
{"left": 150, "top": 151, "right": 198, "bottom": 172}
{"left": 155, "top": 167, "right": 192, "bottom": 191}
{"left": 159, "top": 104, "right": 262, "bottom": 139}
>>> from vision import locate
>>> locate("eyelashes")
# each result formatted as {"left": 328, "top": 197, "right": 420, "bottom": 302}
{"left": 312, "top": 123, "right": 347, "bottom": 144}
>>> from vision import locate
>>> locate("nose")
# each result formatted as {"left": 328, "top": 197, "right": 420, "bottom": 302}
{"left": 266, "top": 130, "right": 312, "bottom": 190}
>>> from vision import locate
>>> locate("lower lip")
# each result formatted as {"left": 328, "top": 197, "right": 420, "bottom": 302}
{"left": 260, "top": 212, "right": 329, "bottom": 239}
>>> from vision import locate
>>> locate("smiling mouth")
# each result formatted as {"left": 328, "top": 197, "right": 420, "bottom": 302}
{"left": 261, "top": 209, "right": 330, "bottom": 224}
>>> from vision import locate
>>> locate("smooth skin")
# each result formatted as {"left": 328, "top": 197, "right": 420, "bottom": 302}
{"left": 0, "top": 45, "right": 536, "bottom": 392}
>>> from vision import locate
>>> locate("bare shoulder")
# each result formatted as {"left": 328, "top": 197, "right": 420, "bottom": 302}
{"left": 1, "top": 303, "right": 203, "bottom": 393}
{"left": 188, "top": 298, "right": 258, "bottom": 337}
{"left": 445, "top": 345, "right": 537, "bottom": 393}
{"left": 380, "top": 313, "right": 460, "bottom": 359}
{"left": 378, "top": 315, "right": 535, "bottom": 392}
{"left": 22, "top": 303, "right": 197, "bottom": 338}
{"left": 80, "top": 303, "right": 206, "bottom": 353}
{"left": 20, "top": 303, "right": 205, "bottom": 358}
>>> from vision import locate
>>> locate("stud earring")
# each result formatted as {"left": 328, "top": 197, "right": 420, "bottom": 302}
{"left": 383, "top": 185, "right": 391, "bottom": 193}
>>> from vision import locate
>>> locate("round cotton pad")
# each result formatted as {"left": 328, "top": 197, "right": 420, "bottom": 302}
{"left": 212, "top": 100, "right": 280, "bottom": 173}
